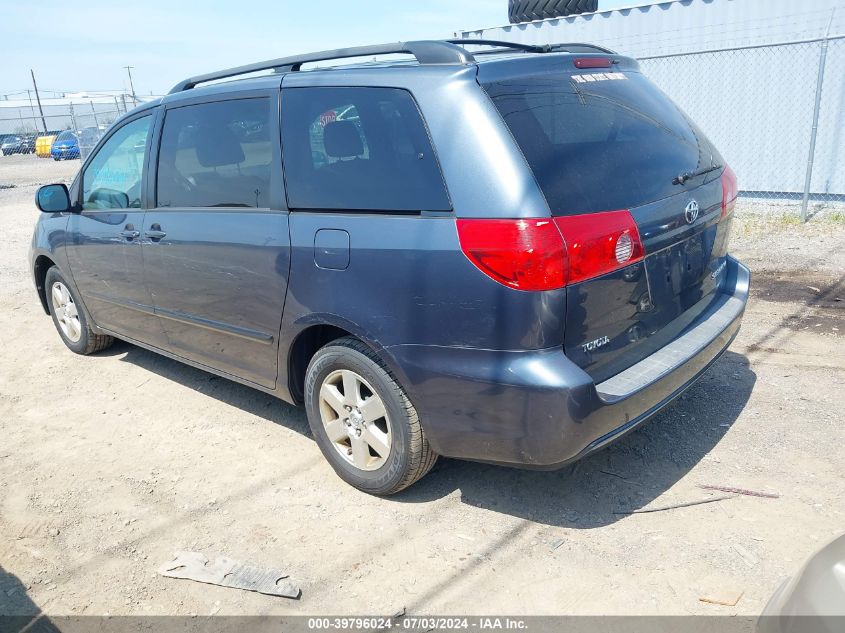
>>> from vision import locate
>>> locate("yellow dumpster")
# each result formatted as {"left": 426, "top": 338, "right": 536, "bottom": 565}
{"left": 35, "top": 135, "right": 56, "bottom": 158}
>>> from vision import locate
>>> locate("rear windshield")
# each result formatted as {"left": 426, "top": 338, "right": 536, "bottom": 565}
{"left": 484, "top": 71, "right": 721, "bottom": 215}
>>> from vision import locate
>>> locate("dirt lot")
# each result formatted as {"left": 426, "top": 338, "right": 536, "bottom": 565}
{"left": 1, "top": 153, "right": 843, "bottom": 617}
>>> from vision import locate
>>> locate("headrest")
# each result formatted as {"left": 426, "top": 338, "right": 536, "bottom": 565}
{"left": 323, "top": 120, "right": 364, "bottom": 158}
{"left": 196, "top": 123, "right": 245, "bottom": 167}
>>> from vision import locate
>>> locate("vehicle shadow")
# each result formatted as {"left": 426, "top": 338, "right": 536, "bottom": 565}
{"left": 394, "top": 350, "right": 756, "bottom": 528}
{"left": 0, "top": 565, "right": 60, "bottom": 632}
{"left": 110, "top": 340, "right": 310, "bottom": 436}
{"left": 112, "top": 340, "right": 754, "bottom": 529}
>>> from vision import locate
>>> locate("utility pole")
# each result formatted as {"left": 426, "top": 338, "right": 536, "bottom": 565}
{"left": 124, "top": 66, "right": 138, "bottom": 106}
{"left": 69, "top": 102, "right": 78, "bottom": 133}
{"left": 90, "top": 101, "right": 100, "bottom": 128}
{"left": 29, "top": 69, "right": 48, "bottom": 133}
{"left": 26, "top": 89, "right": 37, "bottom": 124}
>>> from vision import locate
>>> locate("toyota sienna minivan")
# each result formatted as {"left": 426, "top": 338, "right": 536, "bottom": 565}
{"left": 30, "top": 40, "right": 749, "bottom": 494}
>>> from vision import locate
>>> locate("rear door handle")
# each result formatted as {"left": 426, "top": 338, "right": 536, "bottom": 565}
{"left": 145, "top": 224, "right": 166, "bottom": 241}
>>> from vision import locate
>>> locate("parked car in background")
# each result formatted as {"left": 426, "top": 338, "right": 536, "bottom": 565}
{"left": 35, "top": 135, "right": 57, "bottom": 158}
{"left": 1, "top": 135, "right": 35, "bottom": 155}
{"left": 50, "top": 131, "right": 80, "bottom": 160}
{"left": 30, "top": 39, "right": 748, "bottom": 495}
{"left": 78, "top": 125, "right": 108, "bottom": 161}
{"left": 19, "top": 136, "right": 36, "bottom": 154}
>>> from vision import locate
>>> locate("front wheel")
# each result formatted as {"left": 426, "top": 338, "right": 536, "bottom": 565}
{"left": 305, "top": 337, "right": 437, "bottom": 495}
{"left": 45, "top": 267, "right": 113, "bottom": 355}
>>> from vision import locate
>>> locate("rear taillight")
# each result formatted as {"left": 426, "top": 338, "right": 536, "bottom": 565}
{"left": 456, "top": 210, "right": 644, "bottom": 291}
{"left": 455, "top": 219, "right": 567, "bottom": 291}
{"left": 554, "top": 210, "right": 644, "bottom": 285}
{"left": 721, "top": 165, "right": 738, "bottom": 218}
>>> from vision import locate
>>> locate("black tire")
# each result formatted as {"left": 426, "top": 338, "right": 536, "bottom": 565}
{"left": 45, "top": 267, "right": 113, "bottom": 355}
{"left": 304, "top": 336, "right": 437, "bottom": 495}
{"left": 508, "top": 0, "right": 598, "bottom": 23}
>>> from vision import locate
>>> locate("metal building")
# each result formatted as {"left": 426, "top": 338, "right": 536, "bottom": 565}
{"left": 459, "top": 0, "right": 845, "bottom": 205}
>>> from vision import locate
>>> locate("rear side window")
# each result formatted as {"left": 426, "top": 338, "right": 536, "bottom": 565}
{"left": 281, "top": 87, "right": 450, "bottom": 211}
{"left": 157, "top": 98, "right": 272, "bottom": 208}
{"left": 484, "top": 71, "right": 722, "bottom": 215}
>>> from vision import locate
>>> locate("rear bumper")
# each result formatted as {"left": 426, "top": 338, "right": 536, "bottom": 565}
{"left": 386, "top": 256, "right": 750, "bottom": 468}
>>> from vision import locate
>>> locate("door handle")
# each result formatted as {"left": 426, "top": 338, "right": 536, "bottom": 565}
{"left": 120, "top": 224, "right": 140, "bottom": 240}
{"left": 145, "top": 224, "right": 166, "bottom": 241}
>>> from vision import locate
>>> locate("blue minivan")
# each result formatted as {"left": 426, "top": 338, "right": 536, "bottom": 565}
{"left": 30, "top": 40, "right": 749, "bottom": 494}
{"left": 50, "top": 130, "right": 80, "bottom": 160}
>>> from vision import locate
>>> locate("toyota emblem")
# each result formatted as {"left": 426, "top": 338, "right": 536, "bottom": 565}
{"left": 685, "top": 200, "right": 700, "bottom": 224}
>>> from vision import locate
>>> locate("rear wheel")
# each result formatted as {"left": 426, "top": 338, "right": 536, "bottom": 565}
{"left": 304, "top": 337, "right": 437, "bottom": 495}
{"left": 45, "top": 267, "right": 113, "bottom": 355}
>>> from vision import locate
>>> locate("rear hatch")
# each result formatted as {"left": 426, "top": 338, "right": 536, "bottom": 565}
{"left": 482, "top": 55, "right": 736, "bottom": 383}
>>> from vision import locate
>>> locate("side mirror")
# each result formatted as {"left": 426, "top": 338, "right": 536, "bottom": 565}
{"left": 36, "top": 184, "right": 72, "bottom": 213}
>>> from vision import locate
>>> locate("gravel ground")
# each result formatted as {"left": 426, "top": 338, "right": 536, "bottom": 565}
{"left": 1, "top": 153, "right": 843, "bottom": 618}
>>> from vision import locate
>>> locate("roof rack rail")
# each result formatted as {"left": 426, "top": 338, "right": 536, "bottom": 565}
{"left": 447, "top": 38, "right": 616, "bottom": 56}
{"left": 445, "top": 38, "right": 551, "bottom": 53}
{"left": 168, "top": 40, "right": 475, "bottom": 94}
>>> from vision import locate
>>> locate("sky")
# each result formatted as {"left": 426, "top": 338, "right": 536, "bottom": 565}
{"left": 0, "top": 0, "right": 642, "bottom": 98}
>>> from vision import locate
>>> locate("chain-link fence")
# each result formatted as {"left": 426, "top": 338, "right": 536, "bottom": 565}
{"left": 3, "top": 33, "right": 844, "bottom": 220}
{"left": 639, "top": 34, "right": 845, "bottom": 219}
{"left": 0, "top": 93, "right": 148, "bottom": 161}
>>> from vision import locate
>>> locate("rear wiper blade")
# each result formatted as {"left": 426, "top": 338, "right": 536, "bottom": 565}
{"left": 672, "top": 163, "right": 723, "bottom": 185}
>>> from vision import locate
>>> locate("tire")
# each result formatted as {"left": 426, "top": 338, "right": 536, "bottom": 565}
{"left": 45, "top": 267, "right": 113, "bottom": 355}
{"left": 508, "top": 0, "right": 598, "bottom": 23}
{"left": 305, "top": 336, "right": 437, "bottom": 495}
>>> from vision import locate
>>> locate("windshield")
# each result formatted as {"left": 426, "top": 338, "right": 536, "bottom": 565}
{"left": 55, "top": 131, "right": 77, "bottom": 142}
{"left": 483, "top": 70, "right": 722, "bottom": 215}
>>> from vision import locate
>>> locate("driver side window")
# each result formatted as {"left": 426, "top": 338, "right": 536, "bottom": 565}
{"left": 82, "top": 116, "right": 151, "bottom": 210}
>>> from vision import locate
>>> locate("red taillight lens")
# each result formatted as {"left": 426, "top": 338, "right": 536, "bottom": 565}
{"left": 721, "top": 165, "right": 738, "bottom": 218}
{"left": 456, "top": 210, "right": 645, "bottom": 291}
{"left": 455, "top": 219, "right": 567, "bottom": 291}
{"left": 554, "top": 210, "right": 644, "bottom": 285}
{"left": 574, "top": 57, "right": 613, "bottom": 69}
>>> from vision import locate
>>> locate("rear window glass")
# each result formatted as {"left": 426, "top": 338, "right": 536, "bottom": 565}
{"left": 484, "top": 71, "right": 721, "bottom": 215}
{"left": 281, "top": 87, "right": 450, "bottom": 212}
{"left": 157, "top": 98, "right": 273, "bottom": 208}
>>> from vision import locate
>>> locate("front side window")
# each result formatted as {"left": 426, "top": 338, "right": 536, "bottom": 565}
{"left": 156, "top": 98, "right": 273, "bottom": 208}
{"left": 281, "top": 87, "right": 450, "bottom": 211}
{"left": 82, "top": 116, "right": 151, "bottom": 210}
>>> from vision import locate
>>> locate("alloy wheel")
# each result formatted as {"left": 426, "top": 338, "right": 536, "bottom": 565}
{"left": 318, "top": 369, "right": 392, "bottom": 471}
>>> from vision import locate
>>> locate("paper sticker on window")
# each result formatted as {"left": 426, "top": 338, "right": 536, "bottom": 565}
{"left": 572, "top": 72, "right": 627, "bottom": 83}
